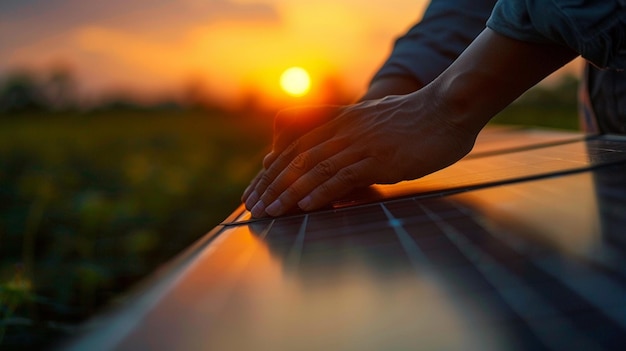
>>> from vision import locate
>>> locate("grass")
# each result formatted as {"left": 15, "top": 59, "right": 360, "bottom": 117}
{"left": 491, "top": 102, "right": 579, "bottom": 130}
{"left": 491, "top": 76, "right": 580, "bottom": 131}
{"left": 0, "top": 109, "right": 272, "bottom": 349}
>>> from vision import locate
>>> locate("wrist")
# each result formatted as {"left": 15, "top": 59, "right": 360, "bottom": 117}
{"left": 427, "top": 69, "right": 496, "bottom": 135}
{"left": 421, "top": 29, "right": 577, "bottom": 135}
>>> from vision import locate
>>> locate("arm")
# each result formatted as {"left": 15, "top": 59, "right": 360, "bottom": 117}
{"left": 362, "top": 0, "right": 625, "bottom": 103}
{"left": 245, "top": 29, "right": 576, "bottom": 217}
{"left": 361, "top": 0, "right": 497, "bottom": 101}
{"left": 431, "top": 29, "right": 577, "bottom": 134}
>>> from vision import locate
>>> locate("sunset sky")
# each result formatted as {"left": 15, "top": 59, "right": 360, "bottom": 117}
{"left": 1, "top": 0, "right": 580, "bottom": 109}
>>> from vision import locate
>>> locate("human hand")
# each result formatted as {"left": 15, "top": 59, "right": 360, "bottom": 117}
{"left": 261, "top": 105, "right": 344, "bottom": 172}
{"left": 243, "top": 91, "right": 479, "bottom": 218}
{"left": 241, "top": 105, "right": 343, "bottom": 205}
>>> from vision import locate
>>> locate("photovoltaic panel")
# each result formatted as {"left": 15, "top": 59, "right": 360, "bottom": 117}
{"left": 229, "top": 133, "right": 626, "bottom": 223}
{"left": 63, "top": 130, "right": 626, "bottom": 351}
{"left": 464, "top": 126, "right": 585, "bottom": 157}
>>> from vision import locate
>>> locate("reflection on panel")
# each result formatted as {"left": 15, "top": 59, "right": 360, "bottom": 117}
{"left": 454, "top": 171, "right": 602, "bottom": 257}
{"left": 84, "top": 160, "right": 626, "bottom": 351}
{"left": 63, "top": 133, "right": 626, "bottom": 351}
{"left": 117, "top": 223, "right": 508, "bottom": 351}
{"left": 468, "top": 127, "right": 583, "bottom": 157}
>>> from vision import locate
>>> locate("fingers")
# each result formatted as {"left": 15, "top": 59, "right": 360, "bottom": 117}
{"left": 266, "top": 105, "right": 343, "bottom": 169}
{"left": 241, "top": 106, "right": 343, "bottom": 209}
{"left": 256, "top": 144, "right": 362, "bottom": 217}
{"left": 258, "top": 156, "right": 378, "bottom": 217}
{"left": 244, "top": 105, "right": 345, "bottom": 211}
{"left": 248, "top": 134, "right": 345, "bottom": 216}
{"left": 262, "top": 151, "right": 277, "bottom": 170}
{"left": 298, "top": 158, "right": 377, "bottom": 211}
{"left": 241, "top": 168, "right": 263, "bottom": 206}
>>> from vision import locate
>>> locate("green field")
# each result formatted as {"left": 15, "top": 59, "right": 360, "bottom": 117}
{"left": 0, "top": 109, "right": 272, "bottom": 349}
{"left": 0, "top": 86, "right": 578, "bottom": 349}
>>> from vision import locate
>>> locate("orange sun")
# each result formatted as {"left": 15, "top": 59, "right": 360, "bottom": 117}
{"left": 280, "top": 67, "right": 311, "bottom": 97}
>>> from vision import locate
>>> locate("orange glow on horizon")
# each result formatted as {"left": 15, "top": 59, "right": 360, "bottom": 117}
{"left": 2, "top": 0, "right": 581, "bottom": 111}
{"left": 3, "top": 0, "right": 433, "bottom": 110}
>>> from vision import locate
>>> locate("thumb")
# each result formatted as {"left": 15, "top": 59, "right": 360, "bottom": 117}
{"left": 273, "top": 105, "right": 344, "bottom": 151}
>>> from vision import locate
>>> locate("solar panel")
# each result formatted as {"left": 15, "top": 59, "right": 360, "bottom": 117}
{"left": 63, "top": 129, "right": 626, "bottom": 351}
{"left": 230, "top": 133, "right": 625, "bottom": 222}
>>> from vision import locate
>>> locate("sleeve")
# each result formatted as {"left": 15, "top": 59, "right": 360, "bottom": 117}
{"left": 371, "top": 0, "right": 498, "bottom": 86}
{"left": 486, "top": 0, "right": 626, "bottom": 70}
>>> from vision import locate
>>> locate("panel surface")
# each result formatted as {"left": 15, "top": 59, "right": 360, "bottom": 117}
{"left": 63, "top": 131, "right": 626, "bottom": 351}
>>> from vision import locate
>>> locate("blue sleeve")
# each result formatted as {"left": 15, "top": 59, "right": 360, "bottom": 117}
{"left": 371, "top": 0, "right": 498, "bottom": 86}
{"left": 487, "top": 0, "right": 626, "bottom": 70}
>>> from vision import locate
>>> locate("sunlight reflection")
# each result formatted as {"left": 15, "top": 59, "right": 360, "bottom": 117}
{"left": 168, "top": 224, "right": 507, "bottom": 350}
{"left": 455, "top": 172, "right": 601, "bottom": 258}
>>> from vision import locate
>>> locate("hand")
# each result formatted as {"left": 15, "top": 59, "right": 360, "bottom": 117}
{"left": 261, "top": 105, "right": 344, "bottom": 171}
{"left": 242, "top": 90, "right": 479, "bottom": 218}
{"left": 241, "top": 105, "right": 343, "bottom": 205}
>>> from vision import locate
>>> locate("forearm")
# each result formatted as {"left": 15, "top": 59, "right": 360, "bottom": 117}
{"left": 369, "top": 0, "right": 497, "bottom": 98}
{"left": 422, "top": 28, "right": 577, "bottom": 134}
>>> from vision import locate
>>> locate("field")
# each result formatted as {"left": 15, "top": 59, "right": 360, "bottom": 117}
{"left": 0, "top": 89, "right": 578, "bottom": 349}
{"left": 0, "top": 109, "right": 272, "bottom": 349}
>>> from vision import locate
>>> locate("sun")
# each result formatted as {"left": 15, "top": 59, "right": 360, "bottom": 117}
{"left": 280, "top": 67, "right": 311, "bottom": 97}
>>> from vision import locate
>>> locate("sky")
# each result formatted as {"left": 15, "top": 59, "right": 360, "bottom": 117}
{"left": 1, "top": 0, "right": 430, "bottom": 107}
{"left": 1, "top": 0, "right": 580, "bottom": 109}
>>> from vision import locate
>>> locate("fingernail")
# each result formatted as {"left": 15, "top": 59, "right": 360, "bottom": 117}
{"left": 245, "top": 191, "right": 259, "bottom": 210}
{"left": 251, "top": 200, "right": 266, "bottom": 218}
{"left": 265, "top": 199, "right": 284, "bottom": 217}
{"left": 298, "top": 196, "right": 312, "bottom": 211}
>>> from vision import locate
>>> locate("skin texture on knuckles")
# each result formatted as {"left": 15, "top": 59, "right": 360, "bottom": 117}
{"left": 244, "top": 92, "right": 477, "bottom": 218}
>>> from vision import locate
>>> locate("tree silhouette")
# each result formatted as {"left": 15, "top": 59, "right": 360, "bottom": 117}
{"left": 43, "top": 64, "right": 78, "bottom": 111}
{"left": 0, "top": 70, "right": 45, "bottom": 113}
{"left": 0, "top": 65, "right": 80, "bottom": 114}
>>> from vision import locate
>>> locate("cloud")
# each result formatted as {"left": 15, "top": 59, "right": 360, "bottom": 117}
{"left": 0, "top": 0, "right": 279, "bottom": 23}
{"left": 0, "top": 0, "right": 428, "bottom": 104}
{"left": 0, "top": 0, "right": 280, "bottom": 54}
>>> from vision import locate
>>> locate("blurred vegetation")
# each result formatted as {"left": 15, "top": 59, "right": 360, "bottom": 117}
{"left": 491, "top": 75, "right": 580, "bottom": 130}
{"left": 0, "top": 108, "right": 271, "bottom": 349}
{"left": 0, "top": 68, "right": 579, "bottom": 350}
{"left": 0, "top": 66, "right": 78, "bottom": 114}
